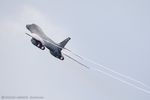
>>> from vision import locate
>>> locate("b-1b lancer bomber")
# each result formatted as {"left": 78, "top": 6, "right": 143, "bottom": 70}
{"left": 25, "top": 24, "right": 71, "bottom": 60}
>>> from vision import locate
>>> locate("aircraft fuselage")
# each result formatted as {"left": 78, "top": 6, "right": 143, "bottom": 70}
{"left": 26, "top": 24, "right": 64, "bottom": 60}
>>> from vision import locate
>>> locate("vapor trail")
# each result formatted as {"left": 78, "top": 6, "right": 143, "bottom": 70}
{"left": 29, "top": 35, "right": 150, "bottom": 95}
{"left": 63, "top": 50, "right": 150, "bottom": 94}
{"left": 91, "top": 67, "right": 150, "bottom": 94}
{"left": 81, "top": 56, "right": 150, "bottom": 89}
{"left": 63, "top": 52, "right": 150, "bottom": 94}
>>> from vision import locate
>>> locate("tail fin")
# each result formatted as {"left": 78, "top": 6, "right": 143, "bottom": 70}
{"left": 59, "top": 37, "right": 71, "bottom": 48}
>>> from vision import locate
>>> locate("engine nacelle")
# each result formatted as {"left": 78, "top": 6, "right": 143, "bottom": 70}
{"left": 50, "top": 50, "right": 64, "bottom": 60}
{"left": 31, "top": 38, "right": 45, "bottom": 50}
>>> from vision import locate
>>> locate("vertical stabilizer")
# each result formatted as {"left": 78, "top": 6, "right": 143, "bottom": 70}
{"left": 59, "top": 37, "right": 71, "bottom": 48}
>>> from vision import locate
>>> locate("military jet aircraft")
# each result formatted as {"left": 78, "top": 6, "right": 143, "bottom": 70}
{"left": 25, "top": 24, "right": 71, "bottom": 60}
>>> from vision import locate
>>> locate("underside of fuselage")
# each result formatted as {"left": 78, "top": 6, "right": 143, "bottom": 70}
{"left": 44, "top": 42, "right": 64, "bottom": 60}
{"left": 49, "top": 49, "right": 64, "bottom": 60}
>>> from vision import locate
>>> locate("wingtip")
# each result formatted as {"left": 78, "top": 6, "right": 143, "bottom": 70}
{"left": 68, "top": 37, "right": 71, "bottom": 40}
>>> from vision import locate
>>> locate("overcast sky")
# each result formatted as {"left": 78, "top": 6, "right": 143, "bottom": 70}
{"left": 0, "top": 0, "right": 150, "bottom": 100}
